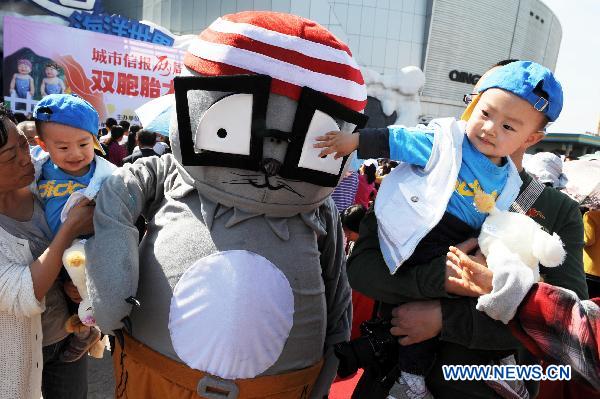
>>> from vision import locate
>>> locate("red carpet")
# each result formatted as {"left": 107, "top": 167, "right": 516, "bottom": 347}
{"left": 329, "top": 369, "right": 363, "bottom": 399}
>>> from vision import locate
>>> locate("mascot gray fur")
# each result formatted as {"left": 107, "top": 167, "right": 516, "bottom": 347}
{"left": 85, "top": 11, "right": 368, "bottom": 399}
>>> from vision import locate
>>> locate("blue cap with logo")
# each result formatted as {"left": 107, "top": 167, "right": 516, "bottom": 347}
{"left": 33, "top": 94, "right": 99, "bottom": 136}
{"left": 476, "top": 61, "right": 563, "bottom": 122}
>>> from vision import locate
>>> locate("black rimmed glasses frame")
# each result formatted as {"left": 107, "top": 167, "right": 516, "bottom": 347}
{"left": 173, "top": 74, "right": 271, "bottom": 171}
{"left": 174, "top": 74, "right": 368, "bottom": 187}
{"left": 279, "top": 87, "right": 369, "bottom": 187}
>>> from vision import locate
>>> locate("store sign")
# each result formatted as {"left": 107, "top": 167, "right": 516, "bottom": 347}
{"left": 3, "top": 16, "right": 184, "bottom": 122}
{"left": 449, "top": 70, "right": 481, "bottom": 85}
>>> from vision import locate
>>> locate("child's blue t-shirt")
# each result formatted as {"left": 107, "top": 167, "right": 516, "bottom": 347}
{"left": 387, "top": 126, "right": 509, "bottom": 229}
{"left": 37, "top": 159, "right": 96, "bottom": 235}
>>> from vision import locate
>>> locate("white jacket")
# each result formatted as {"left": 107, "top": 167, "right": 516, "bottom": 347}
{"left": 375, "top": 118, "right": 522, "bottom": 274}
{"left": 0, "top": 225, "right": 44, "bottom": 399}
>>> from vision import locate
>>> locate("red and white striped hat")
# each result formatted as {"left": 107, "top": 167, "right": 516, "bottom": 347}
{"left": 184, "top": 11, "right": 367, "bottom": 112}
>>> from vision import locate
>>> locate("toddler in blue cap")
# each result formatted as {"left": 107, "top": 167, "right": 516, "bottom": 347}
{"left": 314, "top": 60, "right": 563, "bottom": 399}
{"left": 31, "top": 94, "right": 117, "bottom": 363}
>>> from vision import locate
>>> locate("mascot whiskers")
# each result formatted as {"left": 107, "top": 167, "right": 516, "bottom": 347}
{"left": 85, "top": 11, "right": 367, "bottom": 399}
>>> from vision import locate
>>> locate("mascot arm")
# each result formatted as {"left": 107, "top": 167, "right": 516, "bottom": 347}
{"left": 541, "top": 203, "right": 588, "bottom": 300}
{"left": 312, "top": 198, "right": 352, "bottom": 398}
{"left": 85, "top": 158, "right": 167, "bottom": 332}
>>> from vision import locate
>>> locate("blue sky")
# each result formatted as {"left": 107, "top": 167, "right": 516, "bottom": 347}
{"left": 542, "top": 0, "right": 600, "bottom": 134}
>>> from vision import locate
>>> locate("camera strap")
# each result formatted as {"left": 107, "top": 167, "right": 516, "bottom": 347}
{"left": 509, "top": 176, "right": 544, "bottom": 214}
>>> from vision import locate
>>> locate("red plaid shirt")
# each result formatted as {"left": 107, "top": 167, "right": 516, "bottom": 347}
{"left": 509, "top": 282, "right": 600, "bottom": 390}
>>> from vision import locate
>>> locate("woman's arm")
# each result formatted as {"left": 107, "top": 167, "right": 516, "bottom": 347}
{"left": 29, "top": 76, "right": 35, "bottom": 96}
{"left": 29, "top": 199, "right": 94, "bottom": 300}
{"left": 0, "top": 200, "right": 93, "bottom": 316}
{"left": 9, "top": 74, "right": 16, "bottom": 92}
{"left": 40, "top": 79, "right": 46, "bottom": 97}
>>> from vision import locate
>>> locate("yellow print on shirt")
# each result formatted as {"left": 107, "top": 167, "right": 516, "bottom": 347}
{"left": 38, "top": 180, "right": 86, "bottom": 199}
{"left": 455, "top": 179, "right": 498, "bottom": 199}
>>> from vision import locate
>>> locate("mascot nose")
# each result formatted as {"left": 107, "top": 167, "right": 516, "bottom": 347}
{"left": 261, "top": 158, "right": 282, "bottom": 177}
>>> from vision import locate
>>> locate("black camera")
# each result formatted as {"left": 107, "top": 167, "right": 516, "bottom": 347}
{"left": 334, "top": 318, "right": 399, "bottom": 378}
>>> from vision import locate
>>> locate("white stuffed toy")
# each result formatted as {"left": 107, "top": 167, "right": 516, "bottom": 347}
{"left": 473, "top": 189, "right": 566, "bottom": 323}
{"left": 62, "top": 239, "right": 96, "bottom": 327}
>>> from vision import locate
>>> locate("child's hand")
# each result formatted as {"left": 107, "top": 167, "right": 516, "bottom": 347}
{"left": 445, "top": 245, "right": 493, "bottom": 297}
{"left": 313, "top": 131, "right": 359, "bottom": 159}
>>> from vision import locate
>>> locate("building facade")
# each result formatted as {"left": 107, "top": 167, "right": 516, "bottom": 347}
{"left": 101, "top": 0, "right": 562, "bottom": 123}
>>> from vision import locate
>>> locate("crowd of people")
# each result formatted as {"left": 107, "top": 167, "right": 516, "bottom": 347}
{"left": 0, "top": 15, "right": 599, "bottom": 399}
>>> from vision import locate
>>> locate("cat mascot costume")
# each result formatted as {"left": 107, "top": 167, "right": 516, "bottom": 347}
{"left": 85, "top": 11, "right": 368, "bottom": 399}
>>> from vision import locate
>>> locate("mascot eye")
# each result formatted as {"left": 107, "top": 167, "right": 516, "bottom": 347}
{"left": 296, "top": 110, "right": 344, "bottom": 174}
{"left": 193, "top": 93, "right": 253, "bottom": 155}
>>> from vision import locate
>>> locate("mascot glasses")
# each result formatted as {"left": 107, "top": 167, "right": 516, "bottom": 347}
{"left": 174, "top": 74, "right": 368, "bottom": 187}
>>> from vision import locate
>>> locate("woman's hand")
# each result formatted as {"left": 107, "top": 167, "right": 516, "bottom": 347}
{"left": 61, "top": 198, "right": 95, "bottom": 239}
{"left": 445, "top": 244, "right": 493, "bottom": 297}
{"left": 313, "top": 131, "right": 359, "bottom": 159}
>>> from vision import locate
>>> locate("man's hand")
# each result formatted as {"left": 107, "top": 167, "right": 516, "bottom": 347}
{"left": 390, "top": 300, "right": 442, "bottom": 345}
{"left": 64, "top": 280, "right": 82, "bottom": 303}
{"left": 313, "top": 131, "right": 359, "bottom": 159}
{"left": 445, "top": 244, "right": 493, "bottom": 297}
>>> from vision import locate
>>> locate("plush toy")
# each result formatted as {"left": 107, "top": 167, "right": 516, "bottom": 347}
{"left": 85, "top": 11, "right": 367, "bottom": 399}
{"left": 473, "top": 189, "right": 566, "bottom": 322}
{"left": 62, "top": 239, "right": 96, "bottom": 327}
{"left": 475, "top": 188, "right": 566, "bottom": 278}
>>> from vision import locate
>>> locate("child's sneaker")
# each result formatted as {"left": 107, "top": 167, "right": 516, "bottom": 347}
{"left": 387, "top": 372, "right": 434, "bottom": 399}
{"left": 59, "top": 326, "right": 101, "bottom": 363}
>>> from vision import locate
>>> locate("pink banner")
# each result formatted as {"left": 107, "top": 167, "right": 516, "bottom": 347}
{"left": 2, "top": 15, "right": 184, "bottom": 124}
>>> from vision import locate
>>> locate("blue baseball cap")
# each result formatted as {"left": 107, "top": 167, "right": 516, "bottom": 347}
{"left": 476, "top": 61, "right": 563, "bottom": 122}
{"left": 33, "top": 94, "right": 100, "bottom": 136}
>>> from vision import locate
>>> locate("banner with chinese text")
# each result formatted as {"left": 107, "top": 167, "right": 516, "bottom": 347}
{"left": 3, "top": 16, "right": 184, "bottom": 124}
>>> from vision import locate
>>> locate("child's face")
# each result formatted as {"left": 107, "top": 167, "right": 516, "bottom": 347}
{"left": 45, "top": 67, "right": 58, "bottom": 78}
{"left": 37, "top": 122, "right": 95, "bottom": 176}
{"left": 466, "top": 88, "right": 545, "bottom": 165}
{"left": 17, "top": 63, "right": 31, "bottom": 74}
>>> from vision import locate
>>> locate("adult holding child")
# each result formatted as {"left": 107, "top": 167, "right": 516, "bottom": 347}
{"left": 318, "top": 61, "right": 587, "bottom": 398}
{"left": 0, "top": 106, "right": 94, "bottom": 399}
{"left": 388, "top": 62, "right": 587, "bottom": 398}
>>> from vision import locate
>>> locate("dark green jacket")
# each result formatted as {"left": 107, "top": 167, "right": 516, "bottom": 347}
{"left": 347, "top": 171, "right": 587, "bottom": 398}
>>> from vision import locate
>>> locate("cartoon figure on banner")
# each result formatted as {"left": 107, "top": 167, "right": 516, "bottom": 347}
{"left": 10, "top": 59, "right": 35, "bottom": 100}
{"left": 85, "top": 11, "right": 368, "bottom": 399}
{"left": 41, "top": 63, "right": 66, "bottom": 96}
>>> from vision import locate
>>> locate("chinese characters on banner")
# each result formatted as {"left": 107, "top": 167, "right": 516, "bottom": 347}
{"left": 2, "top": 16, "right": 183, "bottom": 123}
{"left": 69, "top": 12, "right": 175, "bottom": 46}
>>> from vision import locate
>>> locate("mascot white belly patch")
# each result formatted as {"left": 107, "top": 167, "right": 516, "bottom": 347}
{"left": 168, "top": 250, "right": 294, "bottom": 379}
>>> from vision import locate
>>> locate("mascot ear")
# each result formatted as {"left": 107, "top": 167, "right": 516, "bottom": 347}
{"left": 532, "top": 230, "right": 566, "bottom": 268}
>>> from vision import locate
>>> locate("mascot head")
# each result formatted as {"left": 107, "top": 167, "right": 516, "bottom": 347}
{"left": 170, "top": 11, "right": 367, "bottom": 216}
